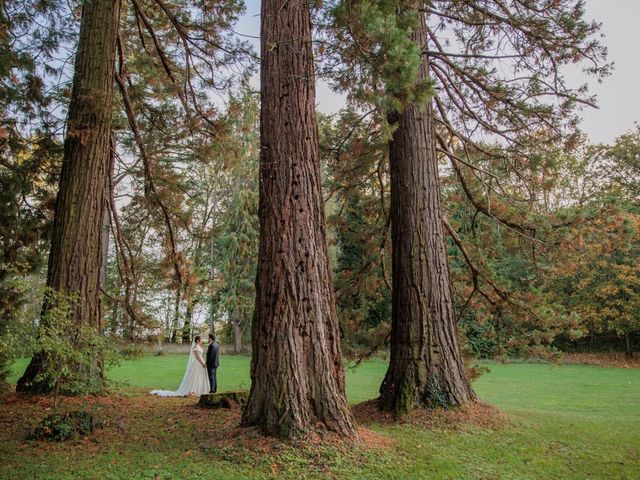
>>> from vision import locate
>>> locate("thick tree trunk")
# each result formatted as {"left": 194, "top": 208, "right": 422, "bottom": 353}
{"left": 17, "top": 0, "right": 119, "bottom": 393}
{"left": 378, "top": 13, "right": 476, "bottom": 414}
{"left": 241, "top": 0, "right": 356, "bottom": 439}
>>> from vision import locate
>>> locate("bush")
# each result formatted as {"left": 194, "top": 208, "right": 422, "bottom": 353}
{"left": 31, "top": 411, "right": 101, "bottom": 442}
{"left": 29, "top": 288, "right": 118, "bottom": 402}
{"left": 462, "top": 319, "right": 497, "bottom": 359}
{"left": 0, "top": 270, "right": 42, "bottom": 386}
{"left": 119, "top": 343, "right": 145, "bottom": 360}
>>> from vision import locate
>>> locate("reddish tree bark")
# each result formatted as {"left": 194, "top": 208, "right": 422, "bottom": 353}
{"left": 17, "top": 0, "right": 119, "bottom": 393}
{"left": 241, "top": 0, "right": 356, "bottom": 438}
{"left": 379, "top": 12, "right": 476, "bottom": 414}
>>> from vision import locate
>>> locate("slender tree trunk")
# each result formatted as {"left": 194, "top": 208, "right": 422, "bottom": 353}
{"left": 17, "top": 0, "right": 119, "bottom": 393}
{"left": 171, "top": 287, "right": 180, "bottom": 343}
{"left": 209, "top": 237, "right": 216, "bottom": 334}
{"left": 122, "top": 303, "right": 130, "bottom": 340}
{"left": 241, "top": 0, "right": 356, "bottom": 439}
{"left": 164, "top": 290, "right": 172, "bottom": 342}
{"left": 181, "top": 297, "right": 194, "bottom": 343}
{"left": 230, "top": 308, "right": 243, "bottom": 353}
{"left": 208, "top": 192, "right": 218, "bottom": 336}
{"left": 625, "top": 333, "right": 632, "bottom": 357}
{"left": 109, "top": 297, "right": 119, "bottom": 335}
{"left": 378, "top": 12, "right": 476, "bottom": 414}
{"left": 126, "top": 289, "right": 138, "bottom": 341}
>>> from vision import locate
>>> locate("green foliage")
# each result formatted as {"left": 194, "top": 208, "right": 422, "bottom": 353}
{"left": 549, "top": 209, "right": 640, "bottom": 346}
{"left": 461, "top": 316, "right": 497, "bottom": 359}
{"left": 426, "top": 374, "right": 449, "bottom": 409}
{"left": 119, "top": 343, "right": 146, "bottom": 360}
{"left": 29, "top": 288, "right": 118, "bottom": 399}
{"left": 543, "top": 129, "right": 640, "bottom": 352}
{"left": 0, "top": 270, "right": 40, "bottom": 386}
{"left": 320, "top": 109, "right": 392, "bottom": 357}
{"left": 31, "top": 410, "right": 99, "bottom": 442}
{"left": 595, "top": 126, "right": 640, "bottom": 200}
{"left": 211, "top": 90, "right": 260, "bottom": 346}
{"left": 328, "top": 0, "right": 434, "bottom": 117}
{"left": 0, "top": 139, "right": 61, "bottom": 385}
{"left": 333, "top": 195, "right": 391, "bottom": 354}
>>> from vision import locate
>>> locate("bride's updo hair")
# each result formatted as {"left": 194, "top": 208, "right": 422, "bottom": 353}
{"left": 194, "top": 335, "right": 201, "bottom": 344}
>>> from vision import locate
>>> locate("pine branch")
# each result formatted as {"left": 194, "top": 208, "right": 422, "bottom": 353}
{"left": 115, "top": 33, "right": 183, "bottom": 288}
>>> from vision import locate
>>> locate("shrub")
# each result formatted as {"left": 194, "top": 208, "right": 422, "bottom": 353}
{"left": 32, "top": 411, "right": 100, "bottom": 442}
{"left": 29, "top": 288, "right": 118, "bottom": 404}
{"left": 0, "top": 270, "right": 42, "bottom": 387}
{"left": 119, "top": 343, "right": 145, "bottom": 360}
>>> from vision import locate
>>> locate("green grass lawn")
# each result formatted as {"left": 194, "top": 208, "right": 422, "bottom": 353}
{"left": 3, "top": 355, "right": 639, "bottom": 479}
{"left": 8, "top": 354, "right": 387, "bottom": 404}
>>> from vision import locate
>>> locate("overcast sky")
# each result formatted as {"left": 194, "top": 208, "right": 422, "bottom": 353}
{"left": 236, "top": 0, "right": 638, "bottom": 144}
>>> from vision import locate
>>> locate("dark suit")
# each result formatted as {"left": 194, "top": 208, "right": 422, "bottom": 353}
{"left": 206, "top": 341, "right": 220, "bottom": 393}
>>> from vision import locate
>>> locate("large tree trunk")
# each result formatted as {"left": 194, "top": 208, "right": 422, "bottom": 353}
{"left": 378, "top": 13, "right": 476, "bottom": 414}
{"left": 17, "top": 0, "right": 119, "bottom": 393}
{"left": 241, "top": 0, "right": 356, "bottom": 439}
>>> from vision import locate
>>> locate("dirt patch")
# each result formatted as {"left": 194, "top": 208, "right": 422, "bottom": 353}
{"left": 356, "top": 427, "right": 395, "bottom": 449}
{"left": 352, "top": 399, "right": 506, "bottom": 431}
{"left": 562, "top": 352, "right": 640, "bottom": 369}
{"left": 192, "top": 407, "right": 395, "bottom": 453}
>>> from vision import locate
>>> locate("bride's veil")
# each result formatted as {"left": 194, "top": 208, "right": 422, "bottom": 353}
{"left": 175, "top": 339, "right": 196, "bottom": 392}
{"left": 185, "top": 339, "right": 196, "bottom": 369}
{"left": 150, "top": 339, "right": 197, "bottom": 396}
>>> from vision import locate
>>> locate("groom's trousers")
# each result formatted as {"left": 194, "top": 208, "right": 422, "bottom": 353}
{"left": 208, "top": 367, "right": 217, "bottom": 393}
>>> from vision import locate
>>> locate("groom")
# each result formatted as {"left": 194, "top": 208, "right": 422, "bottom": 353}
{"left": 206, "top": 333, "right": 220, "bottom": 393}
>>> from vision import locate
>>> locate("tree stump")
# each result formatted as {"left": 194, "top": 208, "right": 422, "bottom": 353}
{"left": 198, "top": 391, "right": 249, "bottom": 409}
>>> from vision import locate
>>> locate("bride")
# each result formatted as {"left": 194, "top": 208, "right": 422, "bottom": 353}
{"left": 150, "top": 335, "right": 210, "bottom": 397}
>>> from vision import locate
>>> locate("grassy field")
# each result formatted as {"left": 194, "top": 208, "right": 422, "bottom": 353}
{"left": 2, "top": 355, "right": 639, "bottom": 479}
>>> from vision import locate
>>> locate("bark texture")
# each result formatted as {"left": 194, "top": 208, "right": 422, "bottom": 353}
{"left": 17, "top": 0, "right": 119, "bottom": 393}
{"left": 241, "top": 0, "right": 356, "bottom": 438}
{"left": 378, "top": 13, "right": 476, "bottom": 414}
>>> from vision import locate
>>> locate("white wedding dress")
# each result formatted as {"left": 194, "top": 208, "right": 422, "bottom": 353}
{"left": 150, "top": 341, "right": 210, "bottom": 397}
